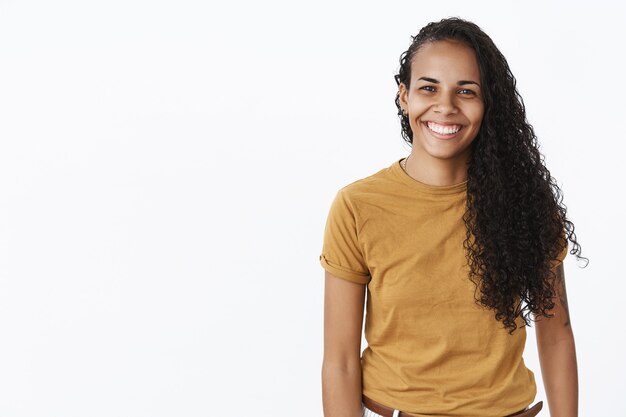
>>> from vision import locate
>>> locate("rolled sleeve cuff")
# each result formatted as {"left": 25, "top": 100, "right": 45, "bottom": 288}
{"left": 319, "top": 254, "right": 370, "bottom": 285}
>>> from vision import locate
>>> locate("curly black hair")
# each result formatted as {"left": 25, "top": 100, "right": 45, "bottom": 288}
{"left": 394, "top": 17, "right": 588, "bottom": 333}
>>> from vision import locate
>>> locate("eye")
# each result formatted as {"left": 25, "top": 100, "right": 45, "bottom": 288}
{"left": 419, "top": 85, "right": 436, "bottom": 93}
{"left": 458, "top": 89, "right": 476, "bottom": 96}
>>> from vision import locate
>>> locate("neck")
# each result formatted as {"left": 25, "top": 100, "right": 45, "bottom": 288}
{"left": 405, "top": 151, "right": 469, "bottom": 186}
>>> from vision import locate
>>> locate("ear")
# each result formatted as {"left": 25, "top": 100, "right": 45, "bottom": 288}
{"left": 398, "top": 83, "right": 409, "bottom": 113}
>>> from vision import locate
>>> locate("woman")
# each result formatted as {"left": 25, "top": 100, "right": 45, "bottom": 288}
{"left": 319, "top": 18, "right": 586, "bottom": 417}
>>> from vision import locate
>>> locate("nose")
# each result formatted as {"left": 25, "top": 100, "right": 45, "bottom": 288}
{"left": 434, "top": 93, "right": 458, "bottom": 115}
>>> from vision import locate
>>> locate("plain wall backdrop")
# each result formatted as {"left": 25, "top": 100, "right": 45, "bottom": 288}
{"left": 0, "top": 1, "right": 623, "bottom": 416}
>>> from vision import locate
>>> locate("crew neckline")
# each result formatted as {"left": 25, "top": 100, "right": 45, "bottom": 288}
{"left": 390, "top": 158, "right": 468, "bottom": 196}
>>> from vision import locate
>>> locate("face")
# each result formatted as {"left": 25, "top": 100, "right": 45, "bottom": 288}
{"left": 399, "top": 39, "right": 484, "bottom": 164}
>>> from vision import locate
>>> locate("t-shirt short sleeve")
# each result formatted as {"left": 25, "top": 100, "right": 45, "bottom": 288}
{"left": 319, "top": 189, "right": 371, "bottom": 284}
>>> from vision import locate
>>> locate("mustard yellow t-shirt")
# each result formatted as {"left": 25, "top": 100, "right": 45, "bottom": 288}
{"left": 319, "top": 158, "right": 567, "bottom": 417}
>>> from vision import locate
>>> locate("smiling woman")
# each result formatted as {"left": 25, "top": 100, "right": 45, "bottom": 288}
{"left": 320, "top": 17, "right": 587, "bottom": 417}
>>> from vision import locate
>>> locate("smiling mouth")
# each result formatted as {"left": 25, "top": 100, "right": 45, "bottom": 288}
{"left": 425, "top": 121, "right": 463, "bottom": 135}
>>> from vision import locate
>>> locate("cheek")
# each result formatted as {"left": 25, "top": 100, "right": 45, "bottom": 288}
{"left": 407, "top": 104, "right": 424, "bottom": 123}
{"left": 468, "top": 105, "right": 485, "bottom": 127}
{"left": 408, "top": 95, "right": 430, "bottom": 113}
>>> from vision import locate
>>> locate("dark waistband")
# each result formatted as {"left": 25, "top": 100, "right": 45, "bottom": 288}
{"left": 362, "top": 394, "right": 544, "bottom": 417}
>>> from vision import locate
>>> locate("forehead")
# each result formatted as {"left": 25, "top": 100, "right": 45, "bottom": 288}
{"left": 409, "top": 40, "right": 481, "bottom": 81}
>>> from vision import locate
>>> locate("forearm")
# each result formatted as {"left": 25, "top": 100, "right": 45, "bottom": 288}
{"left": 537, "top": 333, "right": 578, "bottom": 417}
{"left": 322, "top": 363, "right": 363, "bottom": 417}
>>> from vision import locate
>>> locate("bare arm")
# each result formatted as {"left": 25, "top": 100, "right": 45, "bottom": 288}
{"left": 535, "top": 263, "right": 578, "bottom": 417}
{"left": 322, "top": 271, "right": 366, "bottom": 417}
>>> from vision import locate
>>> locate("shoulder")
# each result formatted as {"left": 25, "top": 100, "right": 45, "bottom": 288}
{"left": 336, "top": 162, "right": 399, "bottom": 204}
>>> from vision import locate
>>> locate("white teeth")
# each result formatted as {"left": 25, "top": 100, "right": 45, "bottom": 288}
{"left": 427, "top": 122, "right": 461, "bottom": 135}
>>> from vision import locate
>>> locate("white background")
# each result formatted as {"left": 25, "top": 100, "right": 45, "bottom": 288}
{"left": 0, "top": 1, "right": 623, "bottom": 416}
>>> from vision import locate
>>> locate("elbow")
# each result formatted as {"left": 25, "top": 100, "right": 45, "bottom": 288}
{"left": 536, "top": 326, "right": 576, "bottom": 349}
{"left": 322, "top": 357, "right": 362, "bottom": 375}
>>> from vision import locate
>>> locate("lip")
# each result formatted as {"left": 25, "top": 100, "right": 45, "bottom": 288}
{"left": 422, "top": 121, "right": 464, "bottom": 140}
{"left": 425, "top": 120, "right": 463, "bottom": 126}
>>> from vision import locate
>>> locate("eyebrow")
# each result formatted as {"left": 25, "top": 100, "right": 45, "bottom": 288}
{"left": 418, "top": 76, "right": 480, "bottom": 87}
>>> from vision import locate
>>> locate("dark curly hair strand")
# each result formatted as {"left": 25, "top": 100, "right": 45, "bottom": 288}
{"left": 394, "top": 17, "right": 588, "bottom": 333}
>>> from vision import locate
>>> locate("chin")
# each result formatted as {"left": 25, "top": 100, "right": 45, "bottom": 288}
{"left": 422, "top": 143, "right": 472, "bottom": 161}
